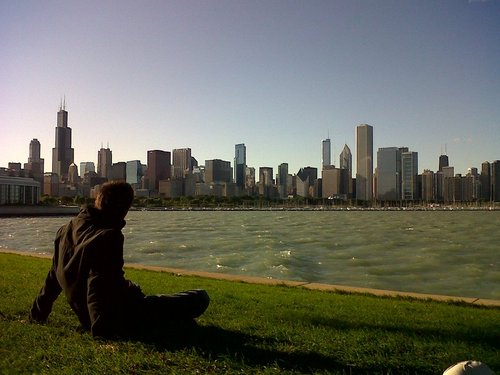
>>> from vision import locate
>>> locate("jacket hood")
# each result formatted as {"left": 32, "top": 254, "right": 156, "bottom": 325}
{"left": 77, "top": 205, "right": 126, "bottom": 230}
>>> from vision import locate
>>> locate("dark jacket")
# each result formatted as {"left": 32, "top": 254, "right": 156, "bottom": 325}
{"left": 30, "top": 206, "right": 143, "bottom": 338}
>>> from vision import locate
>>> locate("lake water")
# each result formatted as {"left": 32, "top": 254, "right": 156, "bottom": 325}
{"left": 1, "top": 210, "right": 499, "bottom": 300}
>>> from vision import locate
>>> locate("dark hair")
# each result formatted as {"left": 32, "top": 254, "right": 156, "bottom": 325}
{"left": 95, "top": 181, "right": 134, "bottom": 218}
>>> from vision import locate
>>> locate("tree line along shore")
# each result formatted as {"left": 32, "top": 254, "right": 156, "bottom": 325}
{"left": 1, "top": 194, "right": 498, "bottom": 217}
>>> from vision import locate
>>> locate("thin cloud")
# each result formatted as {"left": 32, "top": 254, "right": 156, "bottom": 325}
{"left": 452, "top": 137, "right": 473, "bottom": 145}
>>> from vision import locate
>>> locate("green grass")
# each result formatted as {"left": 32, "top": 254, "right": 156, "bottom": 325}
{"left": 1, "top": 253, "right": 498, "bottom": 374}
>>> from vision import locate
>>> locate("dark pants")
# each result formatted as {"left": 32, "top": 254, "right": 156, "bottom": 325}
{"left": 140, "top": 289, "right": 210, "bottom": 320}
{"left": 128, "top": 289, "right": 210, "bottom": 336}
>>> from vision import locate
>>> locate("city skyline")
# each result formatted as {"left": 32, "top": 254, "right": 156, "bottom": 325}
{"left": 1, "top": 1, "right": 499, "bottom": 175}
{"left": 2, "top": 105, "right": 499, "bottom": 182}
{"left": 2, "top": 110, "right": 499, "bottom": 203}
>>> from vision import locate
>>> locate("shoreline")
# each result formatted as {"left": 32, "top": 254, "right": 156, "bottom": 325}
{"left": 132, "top": 205, "right": 499, "bottom": 212}
{"left": 0, "top": 204, "right": 498, "bottom": 217}
{"left": 2, "top": 248, "right": 498, "bottom": 307}
{"left": 0, "top": 205, "right": 80, "bottom": 217}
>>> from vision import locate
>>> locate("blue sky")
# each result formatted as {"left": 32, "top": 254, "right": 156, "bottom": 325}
{"left": 1, "top": 0, "right": 499, "bottom": 176}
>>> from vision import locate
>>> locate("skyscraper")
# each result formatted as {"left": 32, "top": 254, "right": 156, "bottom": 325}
{"left": 245, "top": 167, "right": 256, "bottom": 193}
{"left": 24, "top": 138, "right": 44, "bottom": 193}
{"left": 322, "top": 165, "right": 349, "bottom": 199}
{"left": 339, "top": 144, "right": 352, "bottom": 195}
{"left": 401, "top": 151, "right": 418, "bottom": 201}
{"left": 492, "top": 160, "right": 500, "bottom": 202}
{"left": 80, "top": 162, "right": 95, "bottom": 176}
{"left": 126, "top": 160, "right": 143, "bottom": 186}
{"left": 297, "top": 167, "right": 318, "bottom": 186}
{"left": 258, "top": 167, "right": 274, "bottom": 198}
{"left": 28, "top": 139, "right": 42, "bottom": 165}
{"left": 52, "top": 101, "right": 74, "bottom": 181}
{"left": 322, "top": 138, "right": 331, "bottom": 168}
{"left": 442, "top": 166, "right": 455, "bottom": 203}
{"left": 464, "top": 168, "right": 479, "bottom": 202}
{"left": 147, "top": 150, "right": 171, "bottom": 192}
{"left": 172, "top": 148, "right": 192, "bottom": 179}
{"left": 111, "top": 162, "right": 127, "bottom": 181}
{"left": 68, "top": 163, "right": 79, "bottom": 184}
{"left": 435, "top": 171, "right": 445, "bottom": 202}
{"left": 421, "top": 170, "right": 435, "bottom": 202}
{"left": 234, "top": 143, "right": 246, "bottom": 189}
{"left": 296, "top": 167, "right": 318, "bottom": 198}
{"left": 258, "top": 167, "right": 273, "bottom": 185}
{"left": 205, "top": 159, "right": 232, "bottom": 183}
{"left": 439, "top": 154, "right": 449, "bottom": 172}
{"left": 355, "top": 124, "right": 373, "bottom": 201}
{"left": 480, "top": 161, "right": 491, "bottom": 201}
{"left": 97, "top": 146, "right": 113, "bottom": 180}
{"left": 277, "top": 163, "right": 288, "bottom": 199}
{"left": 376, "top": 147, "right": 401, "bottom": 201}
{"left": 339, "top": 144, "right": 351, "bottom": 174}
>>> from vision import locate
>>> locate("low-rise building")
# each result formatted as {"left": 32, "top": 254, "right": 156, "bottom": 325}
{"left": 0, "top": 175, "right": 41, "bottom": 205}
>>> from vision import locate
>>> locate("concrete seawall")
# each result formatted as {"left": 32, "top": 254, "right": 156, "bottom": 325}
{"left": 2, "top": 249, "right": 499, "bottom": 307}
{"left": 0, "top": 206, "right": 80, "bottom": 217}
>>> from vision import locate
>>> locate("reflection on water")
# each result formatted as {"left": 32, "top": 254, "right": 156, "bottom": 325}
{"left": 1, "top": 210, "right": 499, "bottom": 299}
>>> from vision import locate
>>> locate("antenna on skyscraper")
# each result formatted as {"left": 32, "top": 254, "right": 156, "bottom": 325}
{"left": 63, "top": 95, "right": 66, "bottom": 110}
{"left": 445, "top": 144, "right": 448, "bottom": 155}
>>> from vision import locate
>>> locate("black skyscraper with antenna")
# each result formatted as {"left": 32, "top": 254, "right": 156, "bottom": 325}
{"left": 52, "top": 98, "right": 74, "bottom": 181}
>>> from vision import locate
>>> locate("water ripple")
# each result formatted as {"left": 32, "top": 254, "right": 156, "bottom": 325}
{"left": 0, "top": 210, "right": 499, "bottom": 299}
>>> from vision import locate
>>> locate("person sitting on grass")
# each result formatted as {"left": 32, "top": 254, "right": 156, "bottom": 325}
{"left": 30, "top": 181, "right": 209, "bottom": 339}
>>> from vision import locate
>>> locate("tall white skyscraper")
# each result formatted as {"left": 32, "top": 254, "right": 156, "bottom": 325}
{"left": 322, "top": 138, "right": 331, "bottom": 168}
{"left": 356, "top": 124, "right": 373, "bottom": 201}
